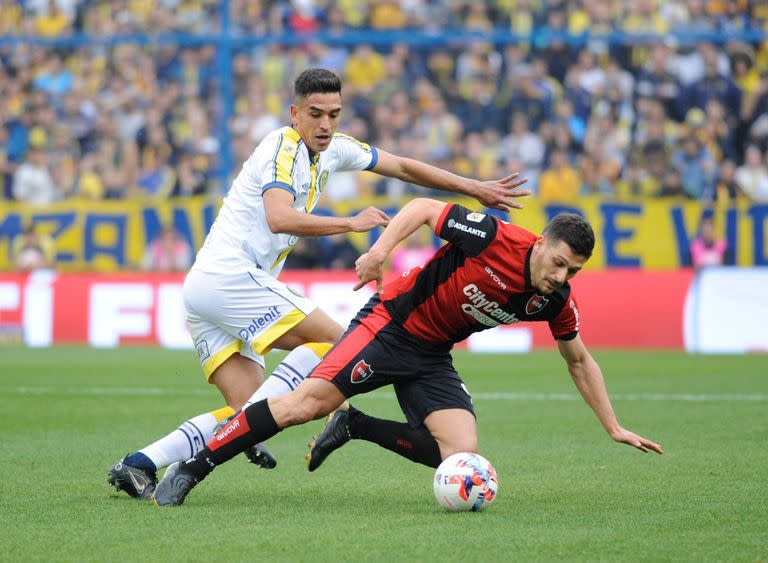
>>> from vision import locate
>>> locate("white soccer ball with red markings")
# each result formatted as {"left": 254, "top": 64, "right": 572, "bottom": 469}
{"left": 433, "top": 452, "right": 498, "bottom": 512}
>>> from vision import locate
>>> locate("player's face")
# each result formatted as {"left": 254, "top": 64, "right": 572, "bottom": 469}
{"left": 290, "top": 92, "right": 342, "bottom": 154}
{"left": 530, "top": 238, "right": 586, "bottom": 294}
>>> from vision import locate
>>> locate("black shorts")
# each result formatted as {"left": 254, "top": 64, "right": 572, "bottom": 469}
{"left": 310, "top": 301, "right": 474, "bottom": 428}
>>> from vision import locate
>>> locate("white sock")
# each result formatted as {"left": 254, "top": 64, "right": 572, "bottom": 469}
{"left": 137, "top": 343, "right": 331, "bottom": 469}
{"left": 139, "top": 406, "right": 233, "bottom": 470}
{"left": 244, "top": 342, "right": 332, "bottom": 408}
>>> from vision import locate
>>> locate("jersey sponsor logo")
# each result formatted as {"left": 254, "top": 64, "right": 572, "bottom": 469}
{"left": 238, "top": 305, "right": 280, "bottom": 341}
{"left": 462, "top": 284, "right": 518, "bottom": 326}
{"left": 215, "top": 418, "right": 240, "bottom": 442}
{"left": 350, "top": 359, "right": 373, "bottom": 383}
{"left": 447, "top": 219, "right": 487, "bottom": 238}
{"left": 525, "top": 294, "right": 549, "bottom": 315}
{"left": 461, "top": 303, "right": 500, "bottom": 326}
{"left": 466, "top": 212, "right": 486, "bottom": 223}
{"left": 570, "top": 299, "right": 580, "bottom": 331}
{"left": 195, "top": 339, "right": 210, "bottom": 362}
{"left": 484, "top": 266, "right": 507, "bottom": 289}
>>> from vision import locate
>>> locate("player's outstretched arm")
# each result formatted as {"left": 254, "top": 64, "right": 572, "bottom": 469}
{"left": 557, "top": 335, "right": 663, "bottom": 455}
{"left": 264, "top": 188, "right": 390, "bottom": 236}
{"left": 370, "top": 149, "right": 530, "bottom": 212}
{"left": 354, "top": 198, "right": 447, "bottom": 294}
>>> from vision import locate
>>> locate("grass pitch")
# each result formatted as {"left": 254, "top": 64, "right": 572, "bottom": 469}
{"left": 1, "top": 346, "right": 766, "bottom": 562}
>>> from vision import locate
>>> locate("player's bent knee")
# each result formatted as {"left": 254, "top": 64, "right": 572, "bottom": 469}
{"left": 299, "top": 309, "right": 344, "bottom": 343}
{"left": 211, "top": 355, "right": 264, "bottom": 410}
{"left": 439, "top": 437, "right": 478, "bottom": 459}
{"left": 323, "top": 323, "right": 344, "bottom": 342}
{"left": 305, "top": 322, "right": 342, "bottom": 345}
{"left": 424, "top": 409, "right": 477, "bottom": 458}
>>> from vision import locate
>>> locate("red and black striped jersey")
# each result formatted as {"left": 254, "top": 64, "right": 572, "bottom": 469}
{"left": 379, "top": 203, "right": 580, "bottom": 346}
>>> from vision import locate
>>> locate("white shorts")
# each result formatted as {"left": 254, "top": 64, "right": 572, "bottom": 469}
{"left": 183, "top": 267, "right": 316, "bottom": 382}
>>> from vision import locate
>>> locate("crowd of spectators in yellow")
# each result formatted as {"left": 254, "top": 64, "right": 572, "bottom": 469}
{"left": 3, "top": 0, "right": 768, "bottom": 206}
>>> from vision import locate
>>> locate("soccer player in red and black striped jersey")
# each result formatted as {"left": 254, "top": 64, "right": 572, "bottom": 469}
{"left": 153, "top": 198, "right": 663, "bottom": 506}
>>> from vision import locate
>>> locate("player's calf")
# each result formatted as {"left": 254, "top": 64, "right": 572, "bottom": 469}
{"left": 270, "top": 379, "right": 345, "bottom": 427}
{"left": 435, "top": 437, "right": 478, "bottom": 459}
{"left": 423, "top": 408, "right": 478, "bottom": 460}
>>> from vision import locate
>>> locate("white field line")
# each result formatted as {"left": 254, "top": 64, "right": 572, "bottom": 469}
{"left": 0, "top": 387, "right": 766, "bottom": 402}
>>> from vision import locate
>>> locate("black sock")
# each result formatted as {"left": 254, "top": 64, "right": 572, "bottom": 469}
{"left": 183, "top": 399, "right": 281, "bottom": 481}
{"left": 347, "top": 410, "right": 442, "bottom": 468}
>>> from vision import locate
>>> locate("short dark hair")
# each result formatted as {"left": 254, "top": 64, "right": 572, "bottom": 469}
{"left": 294, "top": 68, "right": 342, "bottom": 99}
{"left": 542, "top": 213, "right": 595, "bottom": 259}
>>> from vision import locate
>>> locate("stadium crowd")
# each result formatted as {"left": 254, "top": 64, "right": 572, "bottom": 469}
{"left": 3, "top": 0, "right": 768, "bottom": 210}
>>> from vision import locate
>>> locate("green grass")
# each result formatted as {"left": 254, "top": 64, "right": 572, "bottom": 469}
{"left": 1, "top": 347, "right": 767, "bottom": 562}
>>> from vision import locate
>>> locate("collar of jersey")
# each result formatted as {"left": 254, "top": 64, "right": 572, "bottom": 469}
{"left": 524, "top": 245, "right": 534, "bottom": 290}
{"left": 287, "top": 126, "right": 320, "bottom": 164}
{"left": 285, "top": 126, "right": 301, "bottom": 143}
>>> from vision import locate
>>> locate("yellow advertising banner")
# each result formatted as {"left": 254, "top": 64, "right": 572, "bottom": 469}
{"left": 1, "top": 196, "right": 766, "bottom": 271}
{"left": 0, "top": 197, "right": 216, "bottom": 271}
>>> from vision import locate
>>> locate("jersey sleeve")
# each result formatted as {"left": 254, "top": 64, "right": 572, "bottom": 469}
{"left": 434, "top": 203, "right": 497, "bottom": 257}
{"left": 549, "top": 294, "right": 580, "bottom": 341}
{"left": 331, "top": 133, "right": 378, "bottom": 172}
{"left": 261, "top": 133, "right": 299, "bottom": 197}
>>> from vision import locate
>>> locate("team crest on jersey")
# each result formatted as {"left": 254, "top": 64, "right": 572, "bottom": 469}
{"left": 525, "top": 294, "right": 549, "bottom": 315}
{"left": 318, "top": 170, "right": 329, "bottom": 191}
{"left": 466, "top": 212, "right": 486, "bottom": 223}
{"left": 350, "top": 359, "right": 373, "bottom": 384}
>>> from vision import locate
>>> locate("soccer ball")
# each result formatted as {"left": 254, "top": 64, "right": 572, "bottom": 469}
{"left": 433, "top": 452, "right": 498, "bottom": 512}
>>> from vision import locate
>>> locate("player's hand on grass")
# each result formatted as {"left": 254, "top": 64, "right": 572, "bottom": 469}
{"left": 610, "top": 427, "right": 663, "bottom": 454}
{"left": 472, "top": 173, "right": 531, "bottom": 212}
{"left": 349, "top": 207, "right": 390, "bottom": 232}
{"left": 353, "top": 250, "right": 386, "bottom": 295}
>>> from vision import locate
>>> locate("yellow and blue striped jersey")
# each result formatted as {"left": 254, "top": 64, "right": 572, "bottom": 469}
{"left": 193, "top": 126, "right": 378, "bottom": 278}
